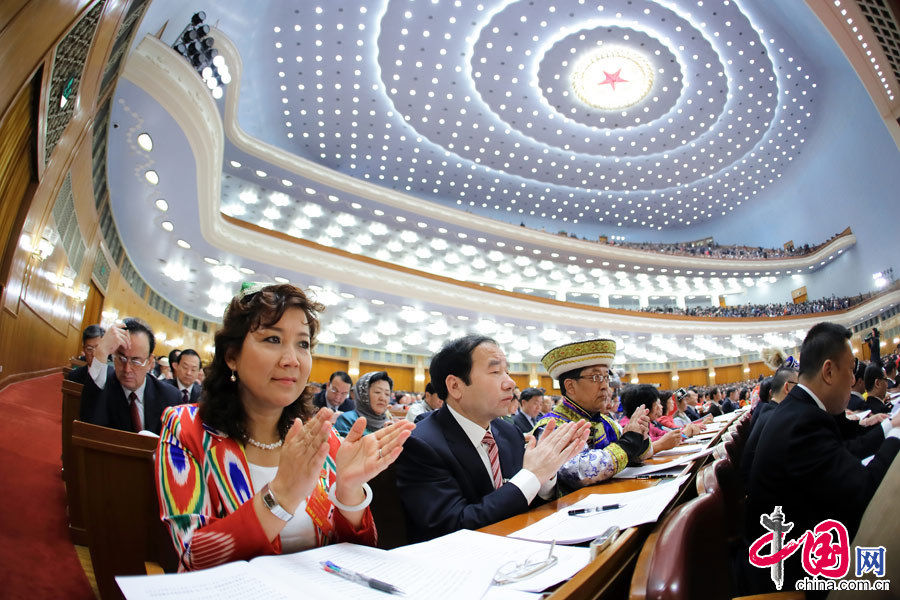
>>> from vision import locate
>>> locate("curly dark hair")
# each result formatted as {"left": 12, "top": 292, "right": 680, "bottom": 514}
{"left": 199, "top": 284, "right": 325, "bottom": 442}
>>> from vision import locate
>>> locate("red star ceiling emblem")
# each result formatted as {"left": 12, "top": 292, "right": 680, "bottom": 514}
{"left": 599, "top": 68, "right": 628, "bottom": 91}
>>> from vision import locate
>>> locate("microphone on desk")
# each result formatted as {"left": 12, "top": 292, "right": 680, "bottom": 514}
{"left": 568, "top": 504, "right": 621, "bottom": 516}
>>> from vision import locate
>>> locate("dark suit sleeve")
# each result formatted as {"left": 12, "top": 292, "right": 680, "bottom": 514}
{"left": 395, "top": 434, "right": 530, "bottom": 542}
{"left": 78, "top": 366, "right": 111, "bottom": 427}
{"left": 787, "top": 416, "right": 900, "bottom": 521}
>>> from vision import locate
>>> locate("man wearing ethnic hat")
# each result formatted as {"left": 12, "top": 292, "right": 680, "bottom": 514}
{"left": 534, "top": 339, "right": 653, "bottom": 491}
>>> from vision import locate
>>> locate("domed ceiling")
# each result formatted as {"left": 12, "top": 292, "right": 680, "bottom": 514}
{"left": 226, "top": 0, "right": 814, "bottom": 231}
{"left": 102, "top": 0, "right": 900, "bottom": 363}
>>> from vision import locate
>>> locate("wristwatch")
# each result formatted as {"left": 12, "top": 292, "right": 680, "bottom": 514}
{"left": 260, "top": 483, "right": 294, "bottom": 521}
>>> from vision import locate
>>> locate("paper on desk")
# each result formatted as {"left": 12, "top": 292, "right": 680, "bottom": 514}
{"left": 852, "top": 409, "right": 872, "bottom": 420}
{"left": 117, "top": 562, "right": 293, "bottom": 600}
{"left": 613, "top": 446, "right": 715, "bottom": 479}
{"left": 392, "top": 529, "right": 590, "bottom": 593}
{"left": 690, "top": 431, "right": 719, "bottom": 442}
{"left": 652, "top": 442, "right": 708, "bottom": 457}
{"left": 251, "top": 543, "right": 490, "bottom": 600}
{"left": 482, "top": 589, "right": 544, "bottom": 600}
{"left": 508, "top": 476, "right": 689, "bottom": 544}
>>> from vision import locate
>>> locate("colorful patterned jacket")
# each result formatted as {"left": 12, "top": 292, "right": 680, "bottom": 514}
{"left": 533, "top": 398, "right": 652, "bottom": 490}
{"left": 156, "top": 404, "right": 376, "bottom": 571}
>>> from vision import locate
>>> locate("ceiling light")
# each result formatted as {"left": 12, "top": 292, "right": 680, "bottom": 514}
{"left": 203, "top": 257, "right": 219, "bottom": 265}
{"left": 211, "top": 264, "right": 241, "bottom": 283}
{"left": 137, "top": 133, "right": 153, "bottom": 151}
{"left": 239, "top": 190, "right": 259, "bottom": 204}
{"left": 145, "top": 170, "right": 159, "bottom": 185}
{"left": 273, "top": 276, "right": 289, "bottom": 283}
{"left": 155, "top": 199, "right": 168, "bottom": 211}
{"left": 163, "top": 262, "right": 189, "bottom": 281}
{"left": 161, "top": 221, "right": 174, "bottom": 232}
{"left": 269, "top": 192, "right": 290, "bottom": 206}
{"left": 176, "top": 239, "right": 191, "bottom": 249}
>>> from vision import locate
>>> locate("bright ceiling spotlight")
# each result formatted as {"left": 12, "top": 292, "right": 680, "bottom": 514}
{"left": 137, "top": 133, "right": 153, "bottom": 151}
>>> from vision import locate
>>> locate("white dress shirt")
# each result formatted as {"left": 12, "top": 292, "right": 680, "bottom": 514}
{"left": 89, "top": 357, "right": 147, "bottom": 429}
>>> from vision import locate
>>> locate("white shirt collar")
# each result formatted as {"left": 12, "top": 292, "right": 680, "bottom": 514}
{"left": 446, "top": 403, "right": 491, "bottom": 448}
{"left": 176, "top": 379, "right": 191, "bottom": 392}
{"left": 797, "top": 383, "right": 826, "bottom": 412}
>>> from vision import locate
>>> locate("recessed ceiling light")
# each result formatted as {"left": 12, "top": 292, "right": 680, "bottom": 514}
{"left": 239, "top": 267, "right": 255, "bottom": 275}
{"left": 273, "top": 276, "right": 289, "bottom": 283}
{"left": 161, "top": 221, "right": 173, "bottom": 232}
{"left": 176, "top": 239, "right": 191, "bottom": 249}
{"left": 137, "top": 133, "right": 153, "bottom": 152}
{"left": 203, "top": 257, "right": 220, "bottom": 265}
{"left": 229, "top": 160, "right": 242, "bottom": 168}
{"left": 155, "top": 199, "right": 168, "bottom": 211}
{"left": 145, "top": 170, "right": 159, "bottom": 185}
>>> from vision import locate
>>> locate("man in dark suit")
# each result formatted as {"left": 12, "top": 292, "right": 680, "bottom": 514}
{"left": 78, "top": 317, "right": 182, "bottom": 435}
{"left": 683, "top": 389, "right": 702, "bottom": 421}
{"left": 721, "top": 387, "right": 739, "bottom": 414}
{"left": 165, "top": 348, "right": 202, "bottom": 403}
{"left": 513, "top": 387, "right": 544, "bottom": 434}
{"left": 312, "top": 371, "right": 355, "bottom": 413}
{"left": 848, "top": 359, "right": 867, "bottom": 411}
{"left": 65, "top": 324, "right": 104, "bottom": 385}
{"left": 395, "top": 335, "right": 590, "bottom": 542}
{"left": 862, "top": 363, "right": 892, "bottom": 414}
{"left": 744, "top": 322, "right": 900, "bottom": 595}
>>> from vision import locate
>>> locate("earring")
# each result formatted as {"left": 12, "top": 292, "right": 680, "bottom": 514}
{"left": 230, "top": 370, "right": 237, "bottom": 383}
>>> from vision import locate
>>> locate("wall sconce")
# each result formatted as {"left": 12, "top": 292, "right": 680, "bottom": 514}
{"left": 529, "top": 378, "right": 540, "bottom": 387}
{"left": 413, "top": 373, "right": 425, "bottom": 382}
{"left": 19, "top": 227, "right": 58, "bottom": 262}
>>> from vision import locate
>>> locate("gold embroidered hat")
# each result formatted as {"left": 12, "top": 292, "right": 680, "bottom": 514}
{"left": 541, "top": 339, "right": 617, "bottom": 380}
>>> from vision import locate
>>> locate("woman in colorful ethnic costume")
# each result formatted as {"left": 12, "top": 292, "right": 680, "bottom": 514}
{"left": 156, "top": 284, "right": 414, "bottom": 571}
{"left": 533, "top": 339, "right": 653, "bottom": 491}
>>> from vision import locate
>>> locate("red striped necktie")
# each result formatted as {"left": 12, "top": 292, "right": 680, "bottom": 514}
{"left": 129, "top": 392, "right": 142, "bottom": 432}
{"left": 481, "top": 429, "right": 502, "bottom": 489}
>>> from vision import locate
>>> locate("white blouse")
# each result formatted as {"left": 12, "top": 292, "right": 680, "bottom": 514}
{"left": 247, "top": 462, "right": 316, "bottom": 553}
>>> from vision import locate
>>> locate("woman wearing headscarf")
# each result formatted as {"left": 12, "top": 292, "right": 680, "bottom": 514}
{"left": 334, "top": 371, "right": 394, "bottom": 436}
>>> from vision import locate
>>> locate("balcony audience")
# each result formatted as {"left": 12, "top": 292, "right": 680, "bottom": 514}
{"left": 156, "top": 283, "right": 413, "bottom": 571}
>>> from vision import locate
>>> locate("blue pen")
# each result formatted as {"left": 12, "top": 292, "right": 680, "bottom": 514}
{"left": 321, "top": 560, "right": 405, "bottom": 595}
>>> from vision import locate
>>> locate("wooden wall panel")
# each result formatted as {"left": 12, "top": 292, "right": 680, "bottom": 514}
{"left": 714, "top": 364, "right": 745, "bottom": 387}
{"left": 0, "top": 76, "right": 36, "bottom": 291}
{"left": 747, "top": 361, "right": 770, "bottom": 381}
{"left": 358, "top": 362, "right": 414, "bottom": 392}
{"left": 309, "top": 356, "right": 349, "bottom": 386}
{"left": 677, "top": 368, "right": 708, "bottom": 388}
{"left": 633, "top": 371, "right": 672, "bottom": 389}
{"left": 510, "top": 374, "right": 531, "bottom": 389}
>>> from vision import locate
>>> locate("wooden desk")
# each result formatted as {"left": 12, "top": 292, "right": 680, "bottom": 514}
{"left": 476, "top": 413, "right": 742, "bottom": 600}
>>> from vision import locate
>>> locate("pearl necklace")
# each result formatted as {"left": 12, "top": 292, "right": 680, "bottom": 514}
{"left": 246, "top": 437, "right": 283, "bottom": 450}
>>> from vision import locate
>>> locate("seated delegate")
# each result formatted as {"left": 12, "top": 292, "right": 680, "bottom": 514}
{"left": 335, "top": 371, "right": 394, "bottom": 436}
{"left": 156, "top": 283, "right": 414, "bottom": 570}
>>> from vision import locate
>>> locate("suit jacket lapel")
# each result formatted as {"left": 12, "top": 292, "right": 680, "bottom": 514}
{"left": 436, "top": 407, "right": 495, "bottom": 496}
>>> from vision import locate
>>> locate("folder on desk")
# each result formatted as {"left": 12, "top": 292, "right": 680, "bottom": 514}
{"left": 508, "top": 476, "right": 689, "bottom": 544}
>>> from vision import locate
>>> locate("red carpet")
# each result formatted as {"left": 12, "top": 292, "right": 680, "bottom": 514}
{"left": 0, "top": 373, "right": 93, "bottom": 599}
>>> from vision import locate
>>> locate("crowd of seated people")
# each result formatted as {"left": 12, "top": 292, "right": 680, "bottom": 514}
{"left": 601, "top": 229, "right": 848, "bottom": 259}
{"left": 640, "top": 292, "right": 873, "bottom": 318}
{"left": 66, "top": 282, "right": 900, "bottom": 598}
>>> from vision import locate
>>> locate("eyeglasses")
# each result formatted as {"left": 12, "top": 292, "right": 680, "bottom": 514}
{"left": 327, "top": 385, "right": 349, "bottom": 397}
{"left": 113, "top": 353, "right": 151, "bottom": 368}
{"left": 493, "top": 541, "right": 558, "bottom": 585}
{"left": 575, "top": 373, "right": 610, "bottom": 383}
{"left": 83, "top": 344, "right": 99, "bottom": 352}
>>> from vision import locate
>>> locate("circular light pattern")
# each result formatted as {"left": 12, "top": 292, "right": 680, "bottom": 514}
{"left": 570, "top": 47, "right": 655, "bottom": 111}
{"left": 251, "top": 1, "right": 815, "bottom": 230}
